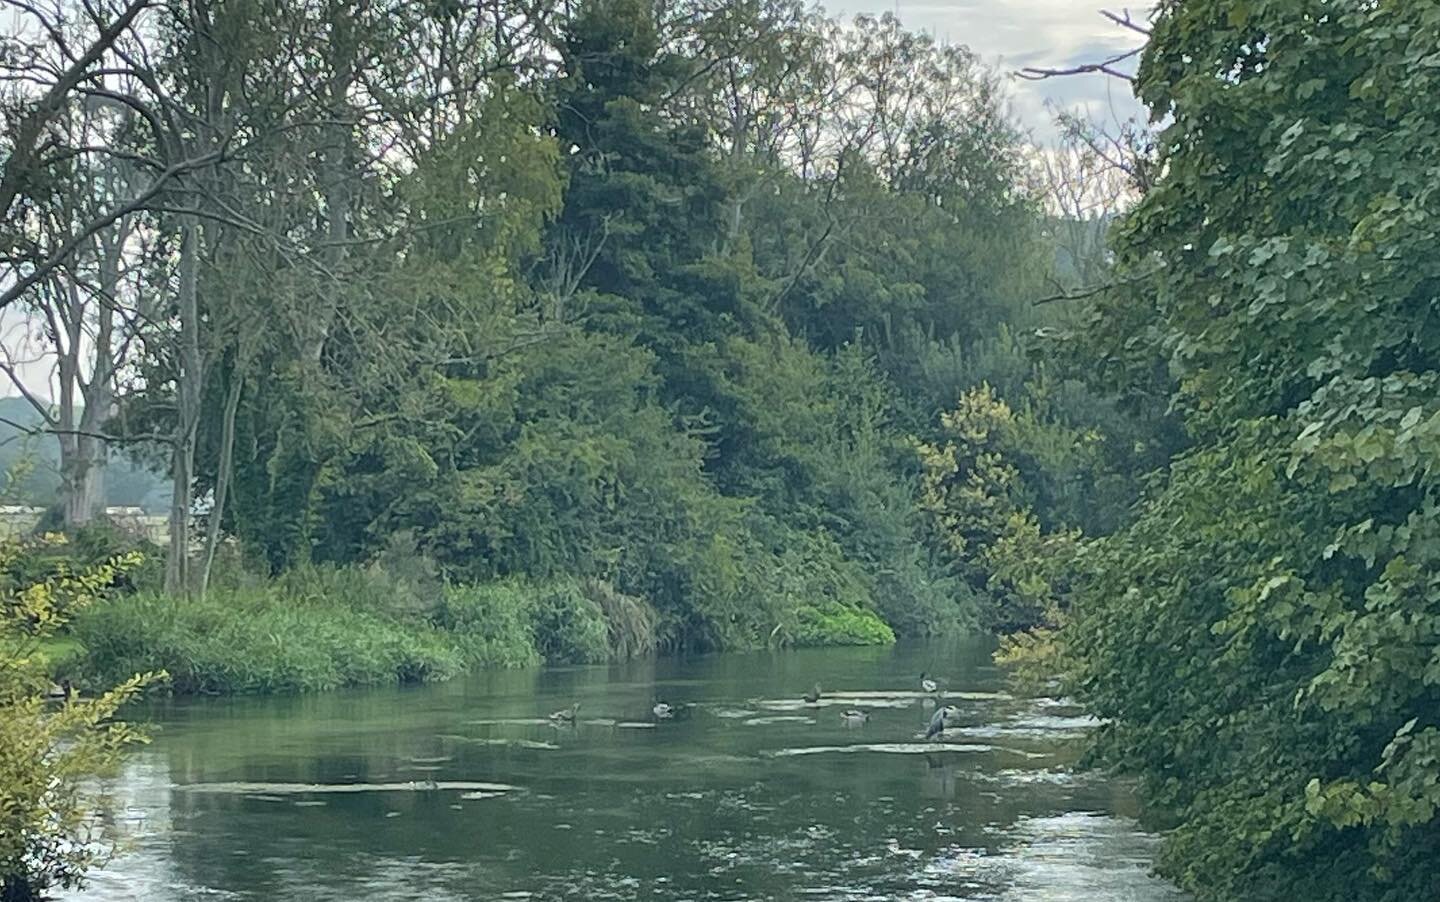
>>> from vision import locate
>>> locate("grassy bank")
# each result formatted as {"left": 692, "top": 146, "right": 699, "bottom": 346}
{"left": 65, "top": 568, "right": 894, "bottom": 695}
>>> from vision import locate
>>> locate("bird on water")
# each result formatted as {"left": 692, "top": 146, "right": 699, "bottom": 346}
{"left": 803, "top": 683, "right": 822, "bottom": 704}
{"left": 919, "top": 672, "right": 938, "bottom": 694}
{"left": 925, "top": 704, "right": 959, "bottom": 740}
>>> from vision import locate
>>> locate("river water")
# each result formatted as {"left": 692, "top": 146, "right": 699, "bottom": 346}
{"left": 62, "top": 638, "right": 1184, "bottom": 901}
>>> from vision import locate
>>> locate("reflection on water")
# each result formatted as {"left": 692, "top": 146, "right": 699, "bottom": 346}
{"left": 60, "top": 638, "right": 1185, "bottom": 901}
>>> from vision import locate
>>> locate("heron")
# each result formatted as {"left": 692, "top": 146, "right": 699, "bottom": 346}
{"left": 925, "top": 704, "right": 959, "bottom": 740}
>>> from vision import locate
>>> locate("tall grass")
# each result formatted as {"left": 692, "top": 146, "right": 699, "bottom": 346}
{"left": 74, "top": 590, "right": 463, "bottom": 694}
{"left": 73, "top": 571, "right": 668, "bottom": 694}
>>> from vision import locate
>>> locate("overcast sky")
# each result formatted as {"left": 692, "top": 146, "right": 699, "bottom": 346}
{"left": 828, "top": 0, "right": 1149, "bottom": 141}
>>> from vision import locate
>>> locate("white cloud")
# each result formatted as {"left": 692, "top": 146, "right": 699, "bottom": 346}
{"left": 823, "top": 0, "right": 1150, "bottom": 140}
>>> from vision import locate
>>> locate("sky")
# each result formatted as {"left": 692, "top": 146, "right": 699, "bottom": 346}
{"left": 827, "top": 0, "right": 1149, "bottom": 141}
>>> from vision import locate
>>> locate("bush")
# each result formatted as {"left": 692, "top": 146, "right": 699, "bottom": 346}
{"left": 1, "top": 536, "right": 158, "bottom": 901}
{"left": 791, "top": 601, "right": 895, "bottom": 647}
{"left": 531, "top": 581, "right": 609, "bottom": 664}
{"left": 433, "top": 581, "right": 543, "bottom": 669}
{"left": 74, "top": 590, "right": 462, "bottom": 694}
{"left": 435, "top": 577, "right": 640, "bottom": 666}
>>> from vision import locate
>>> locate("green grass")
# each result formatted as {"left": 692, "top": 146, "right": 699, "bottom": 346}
{"left": 33, "top": 635, "right": 85, "bottom": 677}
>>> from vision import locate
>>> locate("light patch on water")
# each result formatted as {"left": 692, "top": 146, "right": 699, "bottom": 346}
{"left": 408, "top": 755, "right": 453, "bottom": 764}
{"left": 743, "top": 715, "right": 817, "bottom": 725}
{"left": 900, "top": 813, "right": 1188, "bottom": 902}
{"left": 813, "top": 690, "right": 1011, "bottom": 701}
{"left": 713, "top": 708, "right": 759, "bottom": 719}
{"left": 437, "top": 735, "right": 559, "bottom": 750}
{"left": 763, "top": 743, "right": 1047, "bottom": 759}
{"left": 614, "top": 721, "right": 656, "bottom": 729}
{"left": 989, "top": 812, "right": 1188, "bottom": 901}
{"left": 465, "top": 718, "right": 552, "bottom": 726}
{"left": 176, "top": 781, "right": 521, "bottom": 795}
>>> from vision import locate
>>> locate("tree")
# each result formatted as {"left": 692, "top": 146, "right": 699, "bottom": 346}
{"left": 1057, "top": 1, "right": 1440, "bottom": 898}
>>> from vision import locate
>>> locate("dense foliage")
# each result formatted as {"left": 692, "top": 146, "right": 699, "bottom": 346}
{"left": 50, "top": 0, "right": 1130, "bottom": 653}
{"left": 1050, "top": 1, "right": 1440, "bottom": 899}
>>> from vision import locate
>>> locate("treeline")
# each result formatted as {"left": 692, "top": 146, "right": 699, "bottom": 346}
{"left": 1021, "top": 2, "right": 1440, "bottom": 900}
{"left": 1, "top": 0, "right": 1149, "bottom": 657}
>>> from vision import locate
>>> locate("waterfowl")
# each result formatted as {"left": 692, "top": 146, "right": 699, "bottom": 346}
{"left": 925, "top": 704, "right": 960, "bottom": 740}
{"left": 548, "top": 702, "right": 581, "bottom": 724}
{"left": 919, "top": 672, "right": 938, "bottom": 694}
{"left": 803, "top": 683, "right": 822, "bottom": 704}
{"left": 652, "top": 702, "right": 674, "bottom": 720}
{"left": 45, "top": 679, "right": 73, "bottom": 702}
{"left": 839, "top": 709, "right": 869, "bottom": 725}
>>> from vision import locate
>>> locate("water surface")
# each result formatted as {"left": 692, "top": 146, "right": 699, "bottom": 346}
{"left": 64, "top": 639, "right": 1184, "bottom": 901}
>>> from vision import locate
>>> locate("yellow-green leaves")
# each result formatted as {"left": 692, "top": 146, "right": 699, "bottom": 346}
{"left": 0, "top": 536, "right": 159, "bottom": 897}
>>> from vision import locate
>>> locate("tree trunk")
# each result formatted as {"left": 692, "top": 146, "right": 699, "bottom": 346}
{"left": 198, "top": 366, "right": 242, "bottom": 598}
{"left": 166, "top": 217, "right": 202, "bottom": 595}
{"left": 60, "top": 438, "right": 105, "bottom": 527}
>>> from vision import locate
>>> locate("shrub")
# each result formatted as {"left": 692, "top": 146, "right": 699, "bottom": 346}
{"left": 433, "top": 581, "right": 543, "bottom": 669}
{"left": 1, "top": 536, "right": 159, "bottom": 901}
{"left": 531, "top": 581, "right": 609, "bottom": 664}
{"left": 791, "top": 601, "right": 895, "bottom": 647}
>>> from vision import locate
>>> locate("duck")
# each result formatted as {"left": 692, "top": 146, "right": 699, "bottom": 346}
{"left": 925, "top": 704, "right": 960, "bottom": 740}
{"left": 839, "top": 709, "right": 869, "bottom": 725}
{"left": 919, "top": 672, "right": 938, "bottom": 694}
{"left": 652, "top": 701, "right": 675, "bottom": 720}
{"left": 803, "top": 683, "right": 822, "bottom": 704}
{"left": 548, "top": 702, "right": 581, "bottom": 724}
{"left": 45, "top": 679, "right": 73, "bottom": 702}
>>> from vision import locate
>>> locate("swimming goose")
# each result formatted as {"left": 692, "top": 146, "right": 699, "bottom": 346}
{"left": 919, "top": 672, "right": 938, "bottom": 694}
{"left": 653, "top": 702, "right": 674, "bottom": 720}
{"left": 839, "top": 709, "right": 869, "bottom": 725}
{"left": 925, "top": 704, "right": 959, "bottom": 740}
{"left": 548, "top": 702, "right": 581, "bottom": 724}
{"left": 803, "top": 683, "right": 822, "bottom": 704}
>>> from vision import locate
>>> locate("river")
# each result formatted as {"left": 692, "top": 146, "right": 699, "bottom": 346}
{"left": 61, "top": 638, "right": 1184, "bottom": 901}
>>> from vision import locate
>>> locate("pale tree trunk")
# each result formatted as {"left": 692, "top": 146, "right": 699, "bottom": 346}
{"left": 198, "top": 366, "right": 242, "bottom": 598}
{"left": 166, "top": 217, "right": 203, "bottom": 595}
{"left": 306, "top": 1, "right": 356, "bottom": 364}
{"left": 60, "top": 437, "right": 106, "bottom": 526}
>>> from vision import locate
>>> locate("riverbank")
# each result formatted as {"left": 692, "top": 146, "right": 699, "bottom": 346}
{"left": 61, "top": 567, "right": 897, "bottom": 695}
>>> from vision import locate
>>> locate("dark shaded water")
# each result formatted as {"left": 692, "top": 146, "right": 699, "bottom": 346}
{"left": 62, "top": 638, "right": 1183, "bottom": 901}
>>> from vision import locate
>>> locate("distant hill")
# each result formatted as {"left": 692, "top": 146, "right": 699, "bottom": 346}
{"left": 0, "top": 396, "right": 171, "bottom": 512}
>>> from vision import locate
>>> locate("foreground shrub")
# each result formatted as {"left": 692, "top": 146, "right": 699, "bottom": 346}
{"left": 1, "top": 537, "right": 160, "bottom": 901}
{"left": 74, "top": 590, "right": 461, "bottom": 694}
